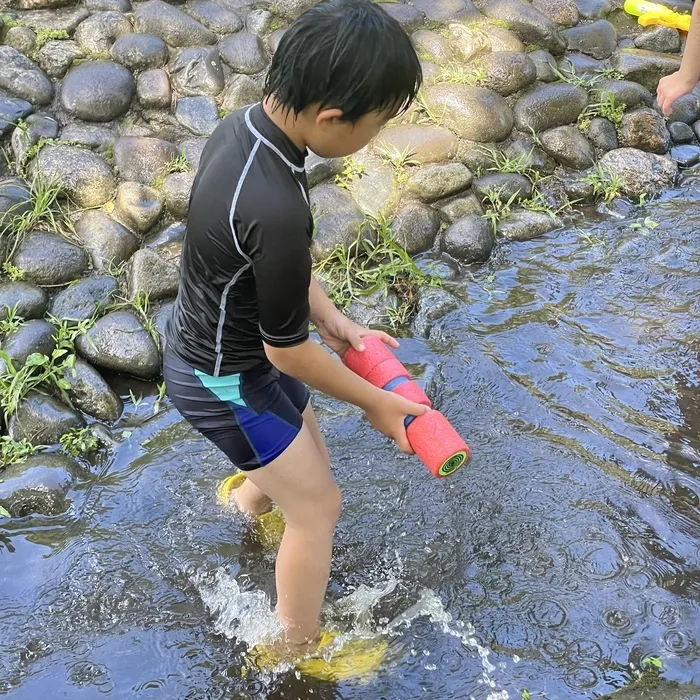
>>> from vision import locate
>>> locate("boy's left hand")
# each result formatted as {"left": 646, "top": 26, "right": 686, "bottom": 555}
{"left": 315, "top": 312, "right": 398, "bottom": 357}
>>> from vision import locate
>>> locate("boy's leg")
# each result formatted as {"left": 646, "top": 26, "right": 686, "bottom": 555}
{"left": 244, "top": 421, "right": 341, "bottom": 646}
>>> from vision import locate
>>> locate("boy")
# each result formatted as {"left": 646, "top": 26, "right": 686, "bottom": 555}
{"left": 163, "top": 0, "right": 426, "bottom": 657}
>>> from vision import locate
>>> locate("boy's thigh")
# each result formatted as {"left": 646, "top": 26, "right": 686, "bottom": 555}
{"left": 301, "top": 403, "right": 331, "bottom": 470}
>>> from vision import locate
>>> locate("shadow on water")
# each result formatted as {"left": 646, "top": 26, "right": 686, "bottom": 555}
{"left": 1, "top": 188, "right": 700, "bottom": 699}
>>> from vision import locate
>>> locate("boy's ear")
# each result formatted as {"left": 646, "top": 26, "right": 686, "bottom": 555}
{"left": 316, "top": 107, "right": 344, "bottom": 128}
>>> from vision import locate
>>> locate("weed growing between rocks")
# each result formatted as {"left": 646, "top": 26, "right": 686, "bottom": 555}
{"left": 334, "top": 157, "right": 365, "bottom": 189}
{"left": 376, "top": 143, "right": 419, "bottom": 185}
{"left": 412, "top": 90, "right": 445, "bottom": 127}
{"left": 578, "top": 93, "right": 626, "bottom": 132}
{"left": 481, "top": 187, "right": 519, "bottom": 234}
{"left": 152, "top": 153, "right": 192, "bottom": 189}
{"left": 580, "top": 163, "right": 622, "bottom": 203}
{"left": 438, "top": 62, "right": 487, "bottom": 86}
{"left": 109, "top": 292, "right": 160, "bottom": 348}
{"left": 476, "top": 145, "right": 538, "bottom": 180}
{"left": 552, "top": 60, "right": 602, "bottom": 90}
{"left": 59, "top": 425, "right": 99, "bottom": 457}
{"left": 0, "top": 435, "right": 41, "bottom": 469}
{"left": 0, "top": 305, "right": 23, "bottom": 337}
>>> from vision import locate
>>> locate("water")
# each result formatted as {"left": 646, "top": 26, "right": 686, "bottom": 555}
{"left": 1, "top": 186, "right": 700, "bottom": 699}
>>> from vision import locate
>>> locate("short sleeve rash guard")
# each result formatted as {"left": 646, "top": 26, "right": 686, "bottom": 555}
{"left": 166, "top": 104, "right": 313, "bottom": 376}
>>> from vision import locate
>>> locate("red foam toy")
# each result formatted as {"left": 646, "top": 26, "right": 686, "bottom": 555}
{"left": 392, "top": 381, "right": 432, "bottom": 407}
{"left": 343, "top": 337, "right": 395, "bottom": 379}
{"left": 365, "top": 358, "right": 410, "bottom": 389}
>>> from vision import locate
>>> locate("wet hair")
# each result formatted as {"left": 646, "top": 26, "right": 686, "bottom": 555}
{"left": 264, "top": 0, "right": 422, "bottom": 122}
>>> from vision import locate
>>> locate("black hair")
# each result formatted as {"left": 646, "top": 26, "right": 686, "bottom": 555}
{"left": 264, "top": 0, "right": 422, "bottom": 122}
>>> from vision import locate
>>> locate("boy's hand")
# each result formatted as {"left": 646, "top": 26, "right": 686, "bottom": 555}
{"left": 315, "top": 312, "right": 398, "bottom": 357}
{"left": 657, "top": 71, "right": 698, "bottom": 116}
{"left": 364, "top": 390, "right": 429, "bottom": 454}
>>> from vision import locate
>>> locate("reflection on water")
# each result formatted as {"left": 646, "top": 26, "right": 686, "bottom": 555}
{"left": 1, "top": 187, "right": 699, "bottom": 699}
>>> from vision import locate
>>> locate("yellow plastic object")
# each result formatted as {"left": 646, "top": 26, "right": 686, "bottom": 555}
{"left": 217, "top": 473, "right": 286, "bottom": 550}
{"left": 624, "top": 0, "right": 691, "bottom": 31}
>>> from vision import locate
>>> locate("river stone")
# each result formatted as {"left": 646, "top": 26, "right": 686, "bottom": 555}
{"left": 304, "top": 153, "right": 342, "bottom": 188}
{"left": 345, "top": 156, "right": 399, "bottom": 219}
{"left": 586, "top": 117, "right": 619, "bottom": 151}
{"left": 114, "top": 136, "right": 179, "bottom": 185}
{"left": 218, "top": 33, "right": 269, "bottom": 75}
{"left": 619, "top": 108, "right": 670, "bottom": 154}
{"left": 390, "top": 202, "right": 439, "bottom": 255}
{"left": 269, "top": 29, "right": 286, "bottom": 54}
{"left": 0, "top": 97, "right": 32, "bottom": 139}
{"left": 670, "top": 144, "right": 700, "bottom": 167}
{"left": 563, "top": 19, "right": 616, "bottom": 59}
{"left": 412, "top": 287, "right": 460, "bottom": 338}
{"left": 669, "top": 121, "right": 694, "bottom": 143}
{"left": 115, "top": 181, "right": 164, "bottom": 233}
{"left": 634, "top": 26, "right": 680, "bottom": 53}
{"left": 134, "top": 0, "right": 216, "bottom": 47}
{"left": 9, "top": 392, "right": 84, "bottom": 446}
{"left": 440, "top": 215, "right": 494, "bottom": 263}
{"left": 75, "top": 211, "right": 139, "bottom": 271}
{"left": 0, "top": 47, "right": 54, "bottom": 106}
{"left": 482, "top": 0, "right": 566, "bottom": 54}
{"left": 0, "top": 282, "right": 48, "bottom": 322}
{"left": 592, "top": 79, "right": 654, "bottom": 110}
{"left": 0, "top": 320, "right": 56, "bottom": 371}
{"left": 110, "top": 33, "right": 169, "bottom": 71}
{"left": 187, "top": 0, "right": 243, "bottom": 34}
{"left": 0, "top": 454, "right": 78, "bottom": 518}
{"left": 137, "top": 69, "right": 172, "bottom": 110}
{"left": 487, "top": 26, "right": 527, "bottom": 53}
{"left": 60, "top": 61, "right": 134, "bottom": 122}
{"left": 576, "top": 0, "right": 611, "bottom": 19}
{"left": 274, "top": 0, "right": 317, "bottom": 19}
{"left": 309, "top": 184, "right": 365, "bottom": 259}
{"left": 558, "top": 52, "right": 604, "bottom": 79}
{"left": 13, "top": 232, "right": 89, "bottom": 286}
{"left": 657, "top": 93, "right": 700, "bottom": 124}
{"left": 439, "top": 192, "right": 483, "bottom": 223}
{"left": 145, "top": 221, "right": 184, "bottom": 262}
{"left": 221, "top": 75, "right": 263, "bottom": 113}
{"left": 175, "top": 96, "right": 220, "bottom": 136}
{"left": 86, "top": 0, "right": 132, "bottom": 10}
{"left": 11, "top": 113, "right": 59, "bottom": 164}
{"left": 499, "top": 209, "right": 560, "bottom": 240}
{"left": 0, "top": 178, "right": 31, "bottom": 235}
{"left": 246, "top": 9, "right": 273, "bottom": 36}
{"left": 162, "top": 172, "right": 195, "bottom": 218}
{"left": 514, "top": 83, "right": 588, "bottom": 133}
{"left": 36, "top": 39, "right": 83, "bottom": 80}
{"left": 414, "top": 29, "right": 455, "bottom": 64}
{"left": 171, "top": 47, "right": 224, "bottom": 97}
{"left": 529, "top": 50, "right": 558, "bottom": 81}
{"left": 479, "top": 51, "right": 537, "bottom": 96}
{"left": 504, "top": 138, "right": 557, "bottom": 174}
{"left": 76, "top": 310, "right": 161, "bottom": 379}
{"left": 411, "top": 0, "right": 477, "bottom": 21}
{"left": 180, "top": 138, "right": 207, "bottom": 171}
{"left": 20, "top": 7, "right": 89, "bottom": 33}
{"left": 424, "top": 85, "right": 513, "bottom": 142}
{"left": 377, "top": 2, "right": 424, "bottom": 31}
{"left": 599, "top": 147, "right": 677, "bottom": 197}
{"left": 540, "top": 126, "right": 595, "bottom": 169}
{"left": 74, "top": 11, "right": 132, "bottom": 55}
{"left": 345, "top": 288, "right": 399, "bottom": 328}
{"left": 60, "top": 124, "right": 115, "bottom": 154}
{"left": 611, "top": 49, "right": 681, "bottom": 91}
{"left": 533, "top": 0, "right": 579, "bottom": 26}
{"left": 473, "top": 173, "right": 533, "bottom": 202}
{"left": 406, "top": 163, "right": 473, "bottom": 202}
{"left": 153, "top": 299, "right": 174, "bottom": 344}
{"left": 32, "top": 145, "right": 115, "bottom": 207}
{"left": 64, "top": 356, "right": 123, "bottom": 423}
{"left": 49, "top": 274, "right": 118, "bottom": 321}
{"left": 375, "top": 125, "right": 457, "bottom": 165}
{"left": 5, "top": 26, "right": 37, "bottom": 55}
{"left": 128, "top": 248, "right": 179, "bottom": 301}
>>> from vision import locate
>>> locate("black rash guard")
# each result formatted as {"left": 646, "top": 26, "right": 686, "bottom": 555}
{"left": 166, "top": 103, "right": 313, "bottom": 377}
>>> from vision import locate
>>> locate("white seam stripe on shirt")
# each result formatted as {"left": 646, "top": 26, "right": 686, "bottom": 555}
{"left": 245, "top": 105, "right": 305, "bottom": 173}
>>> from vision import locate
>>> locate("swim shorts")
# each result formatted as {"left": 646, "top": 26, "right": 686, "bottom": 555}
{"left": 163, "top": 346, "right": 310, "bottom": 471}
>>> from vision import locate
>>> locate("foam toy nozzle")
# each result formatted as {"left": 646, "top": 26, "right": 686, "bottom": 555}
{"left": 624, "top": 0, "right": 691, "bottom": 31}
{"left": 343, "top": 336, "right": 470, "bottom": 478}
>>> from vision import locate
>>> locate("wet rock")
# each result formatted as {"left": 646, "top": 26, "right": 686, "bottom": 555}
{"left": 557, "top": 52, "right": 604, "bottom": 78}
{"left": 443, "top": 24, "right": 488, "bottom": 63}
{"left": 390, "top": 202, "right": 439, "bottom": 255}
{"left": 611, "top": 48, "right": 681, "bottom": 91}
{"left": 597, "top": 679, "right": 700, "bottom": 700}
{"left": 246, "top": 9, "right": 273, "bottom": 35}
{"left": 111, "top": 33, "right": 169, "bottom": 71}
{"left": 9, "top": 392, "right": 84, "bottom": 446}
{"left": 268, "top": 28, "right": 286, "bottom": 54}
{"left": 586, "top": 117, "right": 619, "bottom": 151}
{"left": 528, "top": 49, "right": 558, "bottom": 82}
{"left": 305, "top": 153, "right": 342, "bottom": 188}
{"left": 187, "top": 0, "right": 243, "bottom": 34}
{"left": 440, "top": 215, "right": 494, "bottom": 263}
{"left": 309, "top": 184, "right": 365, "bottom": 259}
{"left": 153, "top": 299, "right": 174, "bottom": 343}
{"left": 20, "top": 7, "right": 89, "bottom": 33}
{"left": 114, "top": 136, "right": 179, "bottom": 185}
{"left": 32, "top": 145, "right": 115, "bottom": 207}
{"left": 563, "top": 19, "right": 616, "bottom": 59}
{"left": 377, "top": 2, "right": 424, "bottom": 31}
{"left": 64, "top": 357, "right": 122, "bottom": 423}
{"left": 411, "top": 0, "right": 477, "bottom": 21}
{"left": 634, "top": 25, "right": 680, "bottom": 53}
{"left": 619, "top": 108, "right": 670, "bottom": 154}
{"left": 498, "top": 209, "right": 560, "bottom": 241}
{"left": 60, "top": 61, "right": 134, "bottom": 122}
{"left": 145, "top": 221, "right": 184, "bottom": 262}
{"left": 49, "top": 275, "right": 118, "bottom": 321}
{"left": 0, "top": 454, "right": 78, "bottom": 518}
{"left": 180, "top": 138, "right": 207, "bottom": 171}
{"left": 175, "top": 96, "right": 220, "bottom": 136}
{"left": 592, "top": 79, "right": 654, "bottom": 110}
{"left": 13, "top": 232, "right": 89, "bottom": 286}
{"left": 75, "top": 211, "right": 139, "bottom": 271}
{"left": 0, "top": 97, "right": 32, "bottom": 138}
{"left": 657, "top": 93, "right": 700, "bottom": 124}
{"left": 540, "top": 125, "right": 595, "bottom": 169}
{"left": 218, "top": 33, "right": 269, "bottom": 75}
{"left": 514, "top": 83, "right": 588, "bottom": 133}
{"left": 115, "top": 181, "right": 164, "bottom": 234}
{"left": 0, "top": 46, "right": 54, "bottom": 106}
{"left": 504, "top": 138, "right": 557, "bottom": 174}
{"left": 669, "top": 121, "right": 694, "bottom": 143}
{"left": 76, "top": 310, "right": 161, "bottom": 379}
{"left": 60, "top": 123, "right": 116, "bottom": 154}
{"left": 411, "top": 287, "right": 459, "bottom": 338}
{"left": 86, "top": 0, "right": 132, "bottom": 10}
{"left": 533, "top": 0, "right": 579, "bottom": 26}
{"left": 137, "top": 69, "right": 172, "bottom": 109}
{"left": 0, "top": 282, "right": 48, "bottom": 322}
{"left": 345, "top": 288, "right": 398, "bottom": 328}
{"left": 5, "top": 26, "right": 37, "bottom": 55}
{"left": 670, "top": 144, "right": 700, "bottom": 167}
{"left": 414, "top": 29, "right": 455, "bottom": 63}
{"left": 473, "top": 173, "right": 533, "bottom": 202}
{"left": 599, "top": 147, "right": 677, "bottom": 197}
{"left": 134, "top": 0, "right": 216, "bottom": 47}
{"left": 0, "top": 178, "right": 32, "bottom": 237}
{"left": 346, "top": 156, "right": 399, "bottom": 218}
{"left": 424, "top": 85, "right": 513, "bottom": 142}
{"left": 128, "top": 248, "right": 179, "bottom": 301}
{"left": 162, "top": 172, "right": 195, "bottom": 218}
{"left": 11, "top": 113, "right": 59, "bottom": 164}
{"left": 0, "top": 320, "right": 56, "bottom": 371}
{"left": 487, "top": 26, "right": 527, "bottom": 53}
{"left": 576, "top": 0, "right": 611, "bottom": 19}
{"left": 36, "top": 39, "right": 83, "bottom": 79}
{"left": 221, "top": 75, "right": 263, "bottom": 113}
{"left": 74, "top": 11, "right": 132, "bottom": 55}
{"left": 375, "top": 124, "right": 457, "bottom": 165}
{"left": 406, "top": 163, "right": 473, "bottom": 202}
{"left": 274, "top": 0, "right": 317, "bottom": 19}
{"left": 482, "top": 0, "right": 566, "bottom": 54}
{"left": 479, "top": 51, "right": 536, "bottom": 96}
{"left": 170, "top": 47, "right": 224, "bottom": 98}
{"left": 558, "top": 169, "right": 596, "bottom": 203}
{"left": 439, "top": 192, "right": 483, "bottom": 223}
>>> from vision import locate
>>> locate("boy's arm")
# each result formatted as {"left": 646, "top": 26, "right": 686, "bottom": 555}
{"left": 657, "top": 3, "right": 700, "bottom": 115}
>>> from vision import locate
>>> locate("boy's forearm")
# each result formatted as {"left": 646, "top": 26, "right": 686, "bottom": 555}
{"left": 309, "top": 275, "right": 341, "bottom": 327}
{"left": 681, "top": 2, "right": 700, "bottom": 82}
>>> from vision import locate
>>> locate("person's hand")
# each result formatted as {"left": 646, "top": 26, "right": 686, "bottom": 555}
{"left": 315, "top": 311, "right": 398, "bottom": 357}
{"left": 363, "top": 390, "right": 429, "bottom": 454}
{"left": 657, "top": 71, "right": 698, "bottom": 116}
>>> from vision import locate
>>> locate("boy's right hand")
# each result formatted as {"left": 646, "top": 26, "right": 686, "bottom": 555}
{"left": 364, "top": 390, "right": 429, "bottom": 454}
{"left": 657, "top": 70, "right": 698, "bottom": 116}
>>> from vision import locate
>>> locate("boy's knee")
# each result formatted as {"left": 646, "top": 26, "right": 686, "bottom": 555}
{"left": 290, "top": 483, "right": 341, "bottom": 530}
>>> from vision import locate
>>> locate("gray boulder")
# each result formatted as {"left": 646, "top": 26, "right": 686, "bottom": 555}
{"left": 114, "top": 136, "right": 179, "bottom": 184}
{"left": 533, "top": 0, "right": 579, "bottom": 26}
{"left": 586, "top": 117, "right": 619, "bottom": 151}
{"left": 49, "top": 275, "right": 118, "bottom": 322}
{"left": 0, "top": 282, "right": 48, "bottom": 322}
{"left": 218, "top": 33, "right": 269, "bottom": 75}
{"left": 540, "top": 126, "right": 595, "bottom": 169}
{"left": 305, "top": 153, "right": 343, "bottom": 188}
{"left": 175, "top": 96, "right": 220, "bottom": 136}
{"left": 563, "top": 19, "right": 617, "bottom": 59}
{"left": 186, "top": 0, "right": 243, "bottom": 34}
{"left": 75, "top": 210, "right": 140, "bottom": 271}
{"left": 136, "top": 69, "right": 172, "bottom": 109}
{"left": 163, "top": 172, "right": 195, "bottom": 218}
{"left": 13, "top": 232, "right": 89, "bottom": 286}
{"left": 19, "top": 7, "right": 89, "bottom": 33}
{"left": 0, "top": 319, "right": 56, "bottom": 370}
{"left": 504, "top": 139, "right": 557, "bottom": 174}
{"left": 0, "top": 97, "right": 32, "bottom": 138}
{"left": 498, "top": 209, "right": 561, "bottom": 241}
{"left": 670, "top": 144, "right": 700, "bottom": 167}
{"left": 514, "top": 83, "right": 588, "bottom": 133}
{"left": 409, "top": 0, "right": 476, "bottom": 21}
{"left": 274, "top": 0, "right": 318, "bottom": 19}
{"left": 375, "top": 124, "right": 458, "bottom": 165}
{"left": 529, "top": 50, "right": 558, "bottom": 82}
{"left": 439, "top": 192, "right": 483, "bottom": 223}
{"left": 110, "top": 33, "right": 169, "bottom": 71}
{"left": 145, "top": 222, "right": 184, "bottom": 263}
{"left": 405, "top": 163, "right": 473, "bottom": 202}
{"left": 170, "top": 46, "right": 224, "bottom": 97}
{"left": 479, "top": 51, "right": 536, "bottom": 96}
{"left": 377, "top": 2, "right": 424, "bottom": 31}
{"left": 440, "top": 215, "right": 495, "bottom": 263}
{"left": 115, "top": 181, "right": 164, "bottom": 233}
{"left": 64, "top": 357, "right": 123, "bottom": 422}
{"left": 634, "top": 26, "right": 680, "bottom": 53}
{"left": 60, "top": 123, "right": 116, "bottom": 154}
{"left": 592, "top": 79, "right": 654, "bottom": 110}
{"left": 128, "top": 248, "right": 180, "bottom": 301}
{"left": 86, "top": 0, "right": 132, "bottom": 10}
{"left": 9, "top": 392, "right": 84, "bottom": 445}
{"left": 0, "top": 46, "right": 54, "bottom": 106}
{"left": 656, "top": 93, "right": 700, "bottom": 124}
{"left": 576, "top": 0, "right": 611, "bottom": 19}
{"left": 36, "top": 39, "right": 83, "bottom": 80}
{"left": 611, "top": 48, "right": 681, "bottom": 91}
{"left": 669, "top": 121, "right": 694, "bottom": 143}
{"left": 0, "top": 178, "right": 32, "bottom": 233}
{"left": 413, "top": 29, "right": 454, "bottom": 64}
{"left": 345, "top": 288, "right": 398, "bottom": 328}
{"left": 153, "top": 300, "right": 174, "bottom": 344}
{"left": 390, "top": 202, "right": 440, "bottom": 255}
{"left": 5, "top": 26, "right": 37, "bottom": 55}
{"left": 181, "top": 138, "right": 207, "bottom": 171}
{"left": 599, "top": 147, "right": 677, "bottom": 197}
{"left": 411, "top": 287, "right": 460, "bottom": 338}
{"left": 619, "top": 108, "right": 670, "bottom": 154}
{"left": 11, "top": 113, "right": 59, "bottom": 164}
{"left": 473, "top": 173, "right": 533, "bottom": 202}
{"left": 221, "top": 75, "right": 263, "bottom": 113}
{"left": 134, "top": 0, "right": 216, "bottom": 47}
{"left": 309, "top": 184, "right": 365, "bottom": 259}
{"left": 74, "top": 11, "right": 133, "bottom": 54}
{"left": 346, "top": 156, "right": 400, "bottom": 218}
{"left": 558, "top": 52, "right": 604, "bottom": 79}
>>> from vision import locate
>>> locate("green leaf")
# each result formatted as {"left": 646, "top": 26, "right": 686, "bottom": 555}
{"left": 24, "top": 353, "right": 46, "bottom": 367}
{"left": 63, "top": 353, "right": 76, "bottom": 369}
{"left": 0, "top": 505, "right": 11, "bottom": 518}
{"left": 643, "top": 656, "right": 663, "bottom": 670}
{"left": 522, "top": 691, "right": 532, "bottom": 700}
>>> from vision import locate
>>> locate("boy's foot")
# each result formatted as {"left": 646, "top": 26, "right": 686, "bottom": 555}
{"left": 216, "top": 472, "right": 285, "bottom": 550}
